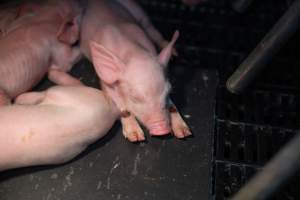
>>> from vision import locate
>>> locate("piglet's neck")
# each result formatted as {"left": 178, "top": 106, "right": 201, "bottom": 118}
{"left": 102, "top": 84, "right": 124, "bottom": 116}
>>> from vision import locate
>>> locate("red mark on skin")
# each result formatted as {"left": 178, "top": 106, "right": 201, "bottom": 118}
{"left": 121, "top": 110, "right": 131, "bottom": 118}
{"left": 169, "top": 106, "right": 178, "bottom": 113}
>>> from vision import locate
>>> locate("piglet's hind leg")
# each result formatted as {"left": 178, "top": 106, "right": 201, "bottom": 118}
{"left": 116, "top": 0, "right": 166, "bottom": 49}
{"left": 15, "top": 91, "right": 46, "bottom": 105}
{"left": 48, "top": 69, "right": 83, "bottom": 86}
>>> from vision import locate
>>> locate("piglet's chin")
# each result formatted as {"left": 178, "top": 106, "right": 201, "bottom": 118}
{"left": 148, "top": 121, "right": 171, "bottom": 136}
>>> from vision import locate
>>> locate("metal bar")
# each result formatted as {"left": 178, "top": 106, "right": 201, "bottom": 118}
{"left": 226, "top": 0, "right": 300, "bottom": 93}
{"left": 231, "top": 133, "right": 300, "bottom": 200}
{"left": 232, "top": 0, "right": 255, "bottom": 13}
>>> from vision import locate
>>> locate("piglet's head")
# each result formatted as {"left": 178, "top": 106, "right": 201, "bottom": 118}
{"left": 23, "top": 0, "right": 82, "bottom": 45}
{"left": 90, "top": 31, "right": 179, "bottom": 136}
{"left": 55, "top": 0, "right": 83, "bottom": 45}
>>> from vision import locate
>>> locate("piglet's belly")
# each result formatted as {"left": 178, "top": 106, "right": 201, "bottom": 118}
{"left": 0, "top": 68, "right": 47, "bottom": 98}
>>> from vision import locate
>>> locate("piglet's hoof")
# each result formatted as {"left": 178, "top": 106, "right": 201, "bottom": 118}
{"left": 169, "top": 106, "right": 192, "bottom": 139}
{"left": 121, "top": 115, "right": 146, "bottom": 142}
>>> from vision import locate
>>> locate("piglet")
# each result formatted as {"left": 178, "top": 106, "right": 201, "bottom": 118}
{"left": 0, "top": 0, "right": 82, "bottom": 105}
{"left": 0, "top": 84, "right": 118, "bottom": 171}
{"left": 80, "top": 0, "right": 191, "bottom": 142}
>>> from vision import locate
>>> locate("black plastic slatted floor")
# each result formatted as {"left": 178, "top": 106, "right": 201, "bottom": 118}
{"left": 141, "top": 0, "right": 300, "bottom": 199}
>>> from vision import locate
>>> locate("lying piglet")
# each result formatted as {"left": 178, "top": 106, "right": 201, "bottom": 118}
{"left": 80, "top": 0, "right": 191, "bottom": 142}
{"left": 0, "top": 0, "right": 82, "bottom": 105}
{"left": 0, "top": 85, "right": 118, "bottom": 171}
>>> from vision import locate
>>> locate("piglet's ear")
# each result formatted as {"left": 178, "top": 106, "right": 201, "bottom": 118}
{"left": 90, "top": 41, "right": 125, "bottom": 85}
{"left": 158, "top": 30, "right": 180, "bottom": 67}
{"left": 57, "top": 16, "right": 80, "bottom": 45}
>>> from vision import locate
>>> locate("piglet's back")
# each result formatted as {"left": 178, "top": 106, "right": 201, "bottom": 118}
{"left": 0, "top": 26, "right": 52, "bottom": 98}
{"left": 80, "top": 0, "right": 137, "bottom": 59}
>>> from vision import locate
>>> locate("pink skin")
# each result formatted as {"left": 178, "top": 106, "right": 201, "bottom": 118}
{"left": 5, "top": 0, "right": 82, "bottom": 42}
{"left": 80, "top": 0, "right": 192, "bottom": 141}
{"left": 0, "top": 84, "right": 119, "bottom": 172}
{"left": 0, "top": 0, "right": 82, "bottom": 105}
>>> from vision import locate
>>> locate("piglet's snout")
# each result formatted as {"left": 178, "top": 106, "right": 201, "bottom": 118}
{"left": 148, "top": 120, "right": 171, "bottom": 136}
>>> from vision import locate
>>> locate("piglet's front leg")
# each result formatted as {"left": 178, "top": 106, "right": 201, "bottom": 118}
{"left": 121, "top": 112, "right": 145, "bottom": 142}
{"left": 121, "top": 98, "right": 192, "bottom": 142}
{"left": 167, "top": 99, "right": 192, "bottom": 138}
{"left": 15, "top": 91, "right": 46, "bottom": 105}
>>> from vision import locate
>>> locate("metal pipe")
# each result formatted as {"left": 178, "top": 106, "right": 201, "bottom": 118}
{"left": 226, "top": 0, "right": 300, "bottom": 93}
{"left": 232, "top": 0, "right": 255, "bottom": 13}
{"left": 231, "top": 133, "right": 300, "bottom": 200}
